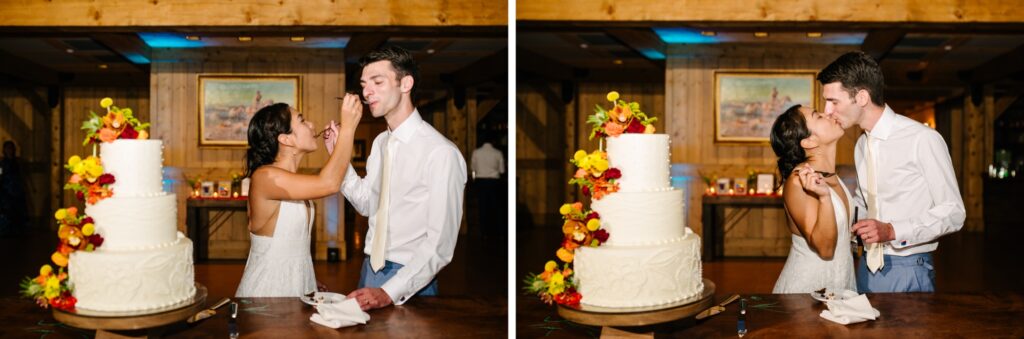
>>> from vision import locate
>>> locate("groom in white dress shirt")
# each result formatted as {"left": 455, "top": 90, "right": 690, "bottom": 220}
{"left": 819, "top": 51, "right": 965, "bottom": 293}
{"left": 340, "top": 45, "right": 467, "bottom": 310}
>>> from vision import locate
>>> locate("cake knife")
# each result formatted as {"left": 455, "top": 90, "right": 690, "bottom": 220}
{"left": 186, "top": 297, "right": 231, "bottom": 323}
{"left": 228, "top": 302, "right": 239, "bottom": 339}
{"left": 695, "top": 294, "right": 740, "bottom": 320}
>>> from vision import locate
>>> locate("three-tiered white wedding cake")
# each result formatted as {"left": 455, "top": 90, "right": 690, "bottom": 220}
{"left": 572, "top": 134, "right": 704, "bottom": 308}
{"left": 68, "top": 139, "right": 196, "bottom": 312}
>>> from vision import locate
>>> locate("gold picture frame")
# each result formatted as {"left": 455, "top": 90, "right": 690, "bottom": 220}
{"left": 714, "top": 70, "right": 819, "bottom": 143}
{"left": 198, "top": 74, "right": 301, "bottom": 147}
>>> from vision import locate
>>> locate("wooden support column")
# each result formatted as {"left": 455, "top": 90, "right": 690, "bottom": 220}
{"left": 51, "top": 91, "right": 62, "bottom": 224}
{"left": 963, "top": 90, "right": 985, "bottom": 232}
{"left": 467, "top": 87, "right": 478, "bottom": 160}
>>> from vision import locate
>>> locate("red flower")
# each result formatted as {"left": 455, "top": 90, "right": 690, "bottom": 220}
{"left": 585, "top": 211, "right": 600, "bottom": 222}
{"left": 50, "top": 292, "right": 76, "bottom": 312}
{"left": 120, "top": 125, "right": 138, "bottom": 139}
{"left": 97, "top": 173, "right": 116, "bottom": 185}
{"left": 581, "top": 186, "right": 590, "bottom": 197}
{"left": 89, "top": 234, "right": 105, "bottom": 247}
{"left": 82, "top": 217, "right": 94, "bottom": 225}
{"left": 625, "top": 119, "right": 645, "bottom": 133}
{"left": 554, "top": 288, "right": 582, "bottom": 306}
{"left": 604, "top": 168, "right": 622, "bottom": 180}
{"left": 592, "top": 229, "right": 609, "bottom": 243}
{"left": 594, "top": 130, "right": 606, "bottom": 139}
{"left": 75, "top": 191, "right": 85, "bottom": 201}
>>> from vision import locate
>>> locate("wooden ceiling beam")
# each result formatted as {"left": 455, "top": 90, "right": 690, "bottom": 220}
{"left": 0, "top": 1, "right": 506, "bottom": 27}
{"left": 90, "top": 33, "right": 152, "bottom": 72}
{"left": 605, "top": 28, "right": 666, "bottom": 67}
{"left": 441, "top": 48, "right": 507, "bottom": 87}
{"left": 517, "top": 48, "right": 580, "bottom": 82}
{"left": 968, "top": 43, "right": 1024, "bottom": 85}
{"left": 860, "top": 29, "right": 905, "bottom": 62}
{"left": 0, "top": 50, "right": 61, "bottom": 85}
{"left": 519, "top": 0, "right": 1024, "bottom": 24}
{"left": 344, "top": 33, "right": 391, "bottom": 64}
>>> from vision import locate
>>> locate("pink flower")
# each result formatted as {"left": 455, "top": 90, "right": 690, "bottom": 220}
{"left": 574, "top": 169, "right": 587, "bottom": 179}
{"left": 603, "top": 122, "right": 624, "bottom": 137}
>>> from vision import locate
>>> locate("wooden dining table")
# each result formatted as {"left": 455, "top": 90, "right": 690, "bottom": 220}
{"left": 518, "top": 292, "right": 1024, "bottom": 337}
{"left": 0, "top": 295, "right": 507, "bottom": 338}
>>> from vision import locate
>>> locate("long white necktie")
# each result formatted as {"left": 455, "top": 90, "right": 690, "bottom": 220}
{"left": 370, "top": 135, "right": 395, "bottom": 272}
{"left": 865, "top": 135, "right": 885, "bottom": 273}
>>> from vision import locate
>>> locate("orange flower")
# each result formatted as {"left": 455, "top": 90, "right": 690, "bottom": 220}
{"left": 604, "top": 121, "right": 624, "bottom": 137}
{"left": 572, "top": 202, "right": 583, "bottom": 212}
{"left": 103, "top": 110, "right": 126, "bottom": 130}
{"left": 608, "top": 104, "right": 632, "bottom": 123}
{"left": 66, "top": 207, "right": 77, "bottom": 216}
{"left": 68, "top": 174, "right": 82, "bottom": 184}
{"left": 556, "top": 248, "right": 574, "bottom": 263}
{"left": 51, "top": 252, "right": 68, "bottom": 267}
{"left": 99, "top": 128, "right": 118, "bottom": 143}
{"left": 562, "top": 220, "right": 583, "bottom": 235}
{"left": 574, "top": 169, "right": 587, "bottom": 179}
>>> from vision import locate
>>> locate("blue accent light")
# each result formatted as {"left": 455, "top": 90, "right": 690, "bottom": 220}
{"left": 306, "top": 39, "right": 349, "bottom": 49}
{"left": 639, "top": 48, "right": 666, "bottom": 60}
{"left": 653, "top": 28, "right": 719, "bottom": 44}
{"left": 138, "top": 32, "right": 205, "bottom": 48}
{"left": 124, "top": 53, "right": 150, "bottom": 64}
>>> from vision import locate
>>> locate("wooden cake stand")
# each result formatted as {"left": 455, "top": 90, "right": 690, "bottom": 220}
{"left": 557, "top": 279, "right": 715, "bottom": 328}
{"left": 52, "top": 283, "right": 207, "bottom": 338}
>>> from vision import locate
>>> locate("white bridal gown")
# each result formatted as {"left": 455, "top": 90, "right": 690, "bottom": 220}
{"left": 773, "top": 180, "right": 857, "bottom": 294}
{"left": 236, "top": 200, "right": 317, "bottom": 297}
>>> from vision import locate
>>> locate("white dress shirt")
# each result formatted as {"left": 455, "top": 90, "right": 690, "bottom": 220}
{"left": 470, "top": 142, "right": 505, "bottom": 180}
{"left": 853, "top": 105, "right": 966, "bottom": 256}
{"left": 341, "top": 110, "right": 467, "bottom": 304}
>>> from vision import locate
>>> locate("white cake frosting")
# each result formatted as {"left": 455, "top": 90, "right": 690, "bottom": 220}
{"left": 573, "top": 133, "right": 703, "bottom": 308}
{"left": 605, "top": 134, "right": 670, "bottom": 192}
{"left": 574, "top": 230, "right": 703, "bottom": 308}
{"left": 69, "top": 233, "right": 196, "bottom": 312}
{"left": 591, "top": 189, "right": 685, "bottom": 245}
{"left": 85, "top": 193, "right": 179, "bottom": 250}
{"left": 99, "top": 139, "right": 165, "bottom": 197}
{"left": 69, "top": 139, "right": 195, "bottom": 312}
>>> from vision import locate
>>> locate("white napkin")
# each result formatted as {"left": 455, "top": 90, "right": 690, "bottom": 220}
{"left": 819, "top": 290, "right": 880, "bottom": 325}
{"left": 309, "top": 296, "right": 371, "bottom": 329}
{"left": 866, "top": 243, "right": 885, "bottom": 273}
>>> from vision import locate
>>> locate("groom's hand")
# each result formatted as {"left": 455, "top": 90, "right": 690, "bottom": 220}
{"left": 852, "top": 219, "right": 895, "bottom": 244}
{"left": 347, "top": 287, "right": 393, "bottom": 311}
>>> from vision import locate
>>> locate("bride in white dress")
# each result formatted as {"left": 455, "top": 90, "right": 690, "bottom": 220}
{"left": 769, "top": 105, "right": 856, "bottom": 294}
{"left": 235, "top": 95, "right": 363, "bottom": 297}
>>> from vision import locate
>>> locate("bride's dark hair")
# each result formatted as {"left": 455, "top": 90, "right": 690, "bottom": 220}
{"left": 770, "top": 104, "right": 811, "bottom": 183}
{"left": 243, "top": 103, "right": 292, "bottom": 178}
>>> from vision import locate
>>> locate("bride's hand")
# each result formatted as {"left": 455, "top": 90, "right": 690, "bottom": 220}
{"left": 795, "top": 164, "right": 829, "bottom": 198}
{"left": 323, "top": 120, "right": 340, "bottom": 155}
{"left": 339, "top": 93, "right": 363, "bottom": 132}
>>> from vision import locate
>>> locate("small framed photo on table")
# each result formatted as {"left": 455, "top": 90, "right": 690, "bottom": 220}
{"left": 217, "top": 181, "right": 232, "bottom": 197}
{"left": 716, "top": 178, "right": 731, "bottom": 194}
{"left": 733, "top": 178, "right": 747, "bottom": 195}
{"left": 756, "top": 174, "right": 775, "bottom": 194}
{"left": 201, "top": 181, "right": 215, "bottom": 198}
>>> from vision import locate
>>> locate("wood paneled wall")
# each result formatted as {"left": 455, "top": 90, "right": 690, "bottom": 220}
{"left": 149, "top": 48, "right": 347, "bottom": 259}
{"left": 0, "top": 87, "right": 53, "bottom": 228}
{"left": 665, "top": 44, "right": 854, "bottom": 256}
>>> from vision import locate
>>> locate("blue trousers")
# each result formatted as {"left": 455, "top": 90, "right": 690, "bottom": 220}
{"left": 358, "top": 258, "right": 438, "bottom": 297}
{"left": 856, "top": 252, "right": 935, "bottom": 293}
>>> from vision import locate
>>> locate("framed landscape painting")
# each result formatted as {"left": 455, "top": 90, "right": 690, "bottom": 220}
{"left": 714, "top": 70, "right": 817, "bottom": 143}
{"left": 198, "top": 75, "right": 301, "bottom": 147}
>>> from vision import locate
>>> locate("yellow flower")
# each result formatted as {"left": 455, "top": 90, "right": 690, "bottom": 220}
{"left": 54, "top": 209, "right": 67, "bottom": 221}
{"left": 559, "top": 204, "right": 572, "bottom": 215}
{"left": 556, "top": 248, "right": 574, "bottom": 263}
{"left": 547, "top": 272, "right": 565, "bottom": 295}
{"left": 573, "top": 150, "right": 587, "bottom": 163}
{"left": 82, "top": 223, "right": 95, "bottom": 236}
{"left": 39, "top": 265, "right": 53, "bottom": 277}
{"left": 138, "top": 130, "right": 149, "bottom": 140}
{"left": 544, "top": 260, "right": 557, "bottom": 272}
{"left": 67, "top": 155, "right": 82, "bottom": 167}
{"left": 100, "top": 97, "right": 114, "bottom": 108}
{"left": 44, "top": 276, "right": 61, "bottom": 299}
{"left": 606, "top": 91, "right": 619, "bottom": 102}
{"left": 586, "top": 219, "right": 601, "bottom": 231}
{"left": 644, "top": 124, "right": 656, "bottom": 134}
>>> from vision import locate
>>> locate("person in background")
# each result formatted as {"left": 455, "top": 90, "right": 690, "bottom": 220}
{"left": 471, "top": 135, "right": 505, "bottom": 240}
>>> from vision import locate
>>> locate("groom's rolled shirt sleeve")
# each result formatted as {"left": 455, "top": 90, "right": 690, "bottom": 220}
{"left": 381, "top": 146, "right": 467, "bottom": 305}
{"left": 889, "top": 130, "right": 966, "bottom": 249}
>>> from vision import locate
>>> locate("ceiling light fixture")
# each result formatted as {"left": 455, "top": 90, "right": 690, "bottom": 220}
{"left": 944, "top": 45, "right": 953, "bottom": 51}
{"left": 754, "top": 32, "right": 769, "bottom": 38}
{"left": 290, "top": 36, "right": 305, "bottom": 42}
{"left": 613, "top": 59, "right": 624, "bottom": 65}
{"left": 806, "top": 32, "right": 822, "bottom": 38}
{"left": 238, "top": 36, "right": 252, "bottom": 42}
{"left": 98, "top": 64, "right": 108, "bottom": 69}
{"left": 426, "top": 48, "right": 436, "bottom": 54}
{"left": 579, "top": 43, "right": 589, "bottom": 49}
{"left": 701, "top": 31, "right": 716, "bottom": 37}
{"left": 185, "top": 36, "right": 201, "bottom": 41}
{"left": 66, "top": 49, "right": 74, "bottom": 53}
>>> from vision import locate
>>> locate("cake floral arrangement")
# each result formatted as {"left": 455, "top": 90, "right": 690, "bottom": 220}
{"left": 20, "top": 98, "right": 147, "bottom": 311}
{"left": 525, "top": 91, "right": 657, "bottom": 306}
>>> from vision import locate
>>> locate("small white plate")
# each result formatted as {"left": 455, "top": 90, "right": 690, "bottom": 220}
{"left": 810, "top": 289, "right": 858, "bottom": 302}
{"left": 301, "top": 292, "right": 346, "bottom": 306}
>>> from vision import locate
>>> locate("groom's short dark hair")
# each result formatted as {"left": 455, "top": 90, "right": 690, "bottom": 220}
{"left": 359, "top": 45, "right": 420, "bottom": 98}
{"left": 818, "top": 51, "right": 885, "bottom": 106}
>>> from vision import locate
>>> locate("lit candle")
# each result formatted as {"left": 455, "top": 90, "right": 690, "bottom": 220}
{"left": 748, "top": 188, "right": 754, "bottom": 195}
{"left": 728, "top": 188, "right": 734, "bottom": 195}
{"left": 710, "top": 187, "right": 716, "bottom": 195}
{"left": 233, "top": 192, "right": 239, "bottom": 198}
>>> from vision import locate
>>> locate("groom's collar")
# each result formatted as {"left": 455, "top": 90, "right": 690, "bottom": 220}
{"left": 387, "top": 109, "right": 422, "bottom": 143}
{"left": 865, "top": 105, "right": 895, "bottom": 140}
